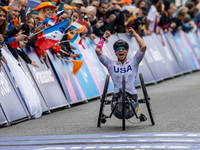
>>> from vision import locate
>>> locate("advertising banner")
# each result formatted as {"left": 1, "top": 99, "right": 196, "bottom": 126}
{"left": 23, "top": 46, "right": 69, "bottom": 109}
{"left": 0, "top": 64, "right": 28, "bottom": 123}
{"left": 176, "top": 31, "right": 200, "bottom": 70}
{"left": 48, "top": 47, "right": 99, "bottom": 103}
{"left": 184, "top": 32, "right": 200, "bottom": 65}
{"left": 0, "top": 106, "right": 7, "bottom": 125}
{"left": 152, "top": 33, "right": 182, "bottom": 76}
{"left": 165, "top": 33, "right": 192, "bottom": 73}
{"left": 118, "top": 34, "right": 155, "bottom": 85}
{"left": 19, "top": 59, "right": 50, "bottom": 113}
{"left": 81, "top": 38, "right": 114, "bottom": 94}
{"left": 143, "top": 36, "right": 169, "bottom": 81}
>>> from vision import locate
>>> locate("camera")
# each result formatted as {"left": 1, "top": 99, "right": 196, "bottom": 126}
{"left": 84, "top": 15, "right": 88, "bottom": 21}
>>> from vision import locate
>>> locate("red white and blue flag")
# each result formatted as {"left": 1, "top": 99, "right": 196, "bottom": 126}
{"left": 68, "top": 20, "right": 88, "bottom": 49}
{"left": 35, "top": 19, "right": 69, "bottom": 50}
{"left": 42, "top": 10, "right": 65, "bottom": 26}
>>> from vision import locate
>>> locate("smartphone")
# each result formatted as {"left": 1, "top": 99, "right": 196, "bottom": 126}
{"left": 20, "top": 10, "right": 26, "bottom": 23}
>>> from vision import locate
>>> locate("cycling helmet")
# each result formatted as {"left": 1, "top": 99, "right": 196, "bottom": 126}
{"left": 113, "top": 39, "right": 129, "bottom": 50}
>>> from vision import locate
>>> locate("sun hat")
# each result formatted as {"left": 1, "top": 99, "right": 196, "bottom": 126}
{"left": 34, "top": 2, "right": 57, "bottom": 11}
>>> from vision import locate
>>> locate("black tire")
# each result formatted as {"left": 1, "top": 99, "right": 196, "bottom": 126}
{"left": 122, "top": 75, "right": 126, "bottom": 130}
{"left": 97, "top": 75, "right": 110, "bottom": 127}
{"left": 139, "top": 73, "right": 155, "bottom": 125}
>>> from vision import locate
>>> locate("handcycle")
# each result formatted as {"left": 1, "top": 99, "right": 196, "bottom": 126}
{"left": 97, "top": 73, "right": 155, "bottom": 130}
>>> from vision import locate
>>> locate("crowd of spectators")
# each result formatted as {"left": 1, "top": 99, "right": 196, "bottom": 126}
{"left": 0, "top": 0, "right": 200, "bottom": 70}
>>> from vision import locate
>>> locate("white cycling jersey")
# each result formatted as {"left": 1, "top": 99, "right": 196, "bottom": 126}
{"left": 98, "top": 49, "right": 145, "bottom": 95}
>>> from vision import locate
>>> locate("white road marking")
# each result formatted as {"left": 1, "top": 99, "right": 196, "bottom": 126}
{"left": 187, "top": 134, "right": 198, "bottom": 137}
{"left": 168, "top": 146, "right": 190, "bottom": 149}
{"left": 70, "top": 147, "right": 82, "bottom": 149}
{"left": 84, "top": 146, "right": 96, "bottom": 149}
{"left": 99, "top": 146, "right": 110, "bottom": 149}
{"left": 154, "top": 134, "right": 183, "bottom": 137}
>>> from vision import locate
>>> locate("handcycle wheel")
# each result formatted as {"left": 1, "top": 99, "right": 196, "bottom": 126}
{"left": 97, "top": 75, "right": 110, "bottom": 127}
{"left": 139, "top": 73, "right": 155, "bottom": 125}
{"left": 122, "top": 75, "right": 126, "bottom": 130}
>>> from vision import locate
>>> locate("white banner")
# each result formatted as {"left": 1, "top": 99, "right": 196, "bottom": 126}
{"left": 1, "top": 46, "right": 42, "bottom": 119}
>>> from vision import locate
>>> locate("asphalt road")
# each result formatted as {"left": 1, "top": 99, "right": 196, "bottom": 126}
{"left": 1, "top": 71, "right": 200, "bottom": 137}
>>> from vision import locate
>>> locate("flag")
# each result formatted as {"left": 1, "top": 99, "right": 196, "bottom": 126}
{"left": 68, "top": 20, "right": 87, "bottom": 49}
{"left": 71, "top": 60, "right": 83, "bottom": 76}
{"left": 35, "top": 19, "right": 69, "bottom": 50}
{"left": 26, "top": 7, "right": 34, "bottom": 15}
{"left": 42, "top": 10, "right": 65, "bottom": 26}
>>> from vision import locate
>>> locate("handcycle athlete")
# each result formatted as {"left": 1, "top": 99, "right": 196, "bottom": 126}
{"left": 95, "top": 27, "right": 148, "bottom": 129}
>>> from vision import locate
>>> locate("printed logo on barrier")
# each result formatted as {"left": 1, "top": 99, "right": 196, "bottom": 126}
{"left": 32, "top": 68, "right": 55, "bottom": 84}
{"left": 0, "top": 72, "right": 12, "bottom": 96}
{"left": 114, "top": 65, "right": 132, "bottom": 73}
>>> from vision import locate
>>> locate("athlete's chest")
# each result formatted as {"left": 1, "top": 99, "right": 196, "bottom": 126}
{"left": 111, "top": 61, "right": 133, "bottom": 74}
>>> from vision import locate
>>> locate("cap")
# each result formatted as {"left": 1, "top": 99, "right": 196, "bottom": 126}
{"left": 34, "top": 2, "right": 57, "bottom": 11}
{"left": 140, "top": 7, "right": 148, "bottom": 15}
{"left": 64, "top": 5, "right": 73, "bottom": 9}
{"left": 71, "top": 0, "right": 83, "bottom": 5}
{"left": 119, "top": 0, "right": 132, "bottom": 4}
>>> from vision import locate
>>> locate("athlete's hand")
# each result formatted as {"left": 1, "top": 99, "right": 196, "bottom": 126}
{"left": 103, "top": 30, "right": 110, "bottom": 42}
{"left": 129, "top": 27, "right": 137, "bottom": 37}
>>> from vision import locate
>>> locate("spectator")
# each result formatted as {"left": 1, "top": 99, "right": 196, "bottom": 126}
{"left": 64, "top": 5, "right": 74, "bottom": 16}
{"left": 71, "top": 8, "right": 79, "bottom": 23}
{"left": 190, "top": 6, "right": 200, "bottom": 26}
{"left": 34, "top": 2, "right": 57, "bottom": 67}
{"left": 88, "top": 0, "right": 99, "bottom": 10}
{"left": 70, "top": 0, "right": 83, "bottom": 11}
{"left": 158, "top": 0, "right": 170, "bottom": 32}
{"left": 171, "top": 6, "right": 194, "bottom": 32}
{"left": 52, "top": 9, "right": 58, "bottom": 16}
{"left": 19, "top": 0, "right": 27, "bottom": 11}
{"left": 0, "top": 6, "right": 27, "bottom": 70}
{"left": 186, "top": 1, "right": 195, "bottom": 16}
{"left": 35, "top": 2, "right": 57, "bottom": 20}
{"left": 58, "top": 10, "right": 70, "bottom": 22}
{"left": 183, "top": 13, "right": 197, "bottom": 32}
{"left": 126, "top": 7, "right": 148, "bottom": 35}
{"left": 106, "top": 0, "right": 125, "bottom": 33}
{"left": 134, "top": 0, "right": 147, "bottom": 8}
{"left": 79, "top": 6, "right": 86, "bottom": 20}
{"left": 146, "top": 0, "right": 160, "bottom": 35}
{"left": 96, "top": 1, "right": 116, "bottom": 33}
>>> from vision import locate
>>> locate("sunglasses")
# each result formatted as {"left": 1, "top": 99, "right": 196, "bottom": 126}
{"left": 80, "top": 12, "right": 87, "bottom": 15}
{"left": 115, "top": 47, "right": 127, "bottom": 52}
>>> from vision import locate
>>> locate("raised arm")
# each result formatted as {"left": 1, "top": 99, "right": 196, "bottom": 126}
{"left": 95, "top": 31, "right": 110, "bottom": 56}
{"left": 129, "top": 27, "right": 146, "bottom": 52}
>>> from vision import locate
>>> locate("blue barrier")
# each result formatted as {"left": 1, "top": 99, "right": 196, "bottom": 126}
{"left": 23, "top": 46, "right": 69, "bottom": 110}
{"left": 19, "top": 58, "right": 50, "bottom": 113}
{"left": 175, "top": 31, "right": 199, "bottom": 70}
{"left": 2, "top": 31, "right": 200, "bottom": 126}
{"left": 0, "top": 63, "right": 29, "bottom": 124}
{"left": 82, "top": 38, "right": 114, "bottom": 94}
{"left": 152, "top": 33, "right": 182, "bottom": 76}
{"left": 165, "top": 32, "right": 192, "bottom": 73}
